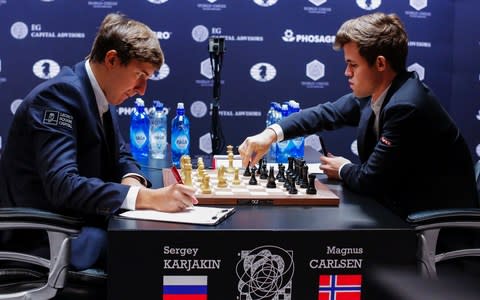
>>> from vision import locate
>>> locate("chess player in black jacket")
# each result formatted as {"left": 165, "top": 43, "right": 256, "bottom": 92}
{"left": 239, "top": 12, "right": 478, "bottom": 218}
{"left": 0, "top": 13, "right": 197, "bottom": 270}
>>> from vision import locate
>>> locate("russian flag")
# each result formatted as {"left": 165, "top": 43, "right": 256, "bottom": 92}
{"left": 163, "top": 275, "right": 208, "bottom": 300}
{"left": 318, "top": 274, "right": 362, "bottom": 300}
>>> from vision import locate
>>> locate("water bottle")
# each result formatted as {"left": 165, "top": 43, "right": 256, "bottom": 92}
{"left": 171, "top": 102, "right": 190, "bottom": 168}
{"left": 276, "top": 104, "right": 291, "bottom": 164}
{"left": 290, "top": 101, "right": 304, "bottom": 158}
{"left": 266, "top": 102, "right": 279, "bottom": 163}
{"left": 130, "top": 98, "right": 150, "bottom": 159}
{"left": 149, "top": 100, "right": 168, "bottom": 159}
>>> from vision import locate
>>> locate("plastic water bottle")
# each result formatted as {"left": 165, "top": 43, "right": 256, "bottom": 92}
{"left": 149, "top": 100, "right": 168, "bottom": 159}
{"left": 266, "top": 101, "right": 279, "bottom": 163}
{"left": 130, "top": 98, "right": 150, "bottom": 159}
{"left": 171, "top": 102, "right": 190, "bottom": 168}
{"left": 290, "top": 101, "right": 304, "bottom": 158}
{"left": 276, "top": 104, "right": 290, "bottom": 164}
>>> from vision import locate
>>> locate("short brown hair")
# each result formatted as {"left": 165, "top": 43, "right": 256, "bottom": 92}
{"left": 87, "top": 13, "right": 164, "bottom": 69}
{"left": 333, "top": 12, "right": 408, "bottom": 73}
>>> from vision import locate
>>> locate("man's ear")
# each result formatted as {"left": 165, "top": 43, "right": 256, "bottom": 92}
{"left": 104, "top": 50, "right": 118, "bottom": 68}
{"left": 376, "top": 56, "right": 387, "bottom": 71}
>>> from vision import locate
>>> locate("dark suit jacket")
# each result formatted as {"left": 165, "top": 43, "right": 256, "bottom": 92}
{"left": 280, "top": 71, "right": 478, "bottom": 218}
{"left": 0, "top": 61, "right": 148, "bottom": 267}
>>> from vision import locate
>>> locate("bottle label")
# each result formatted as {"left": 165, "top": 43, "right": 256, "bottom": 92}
{"left": 134, "top": 130, "right": 147, "bottom": 147}
{"left": 174, "top": 134, "right": 189, "bottom": 150}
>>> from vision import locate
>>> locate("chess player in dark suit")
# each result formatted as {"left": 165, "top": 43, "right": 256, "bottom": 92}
{"left": 239, "top": 12, "right": 478, "bottom": 218}
{"left": 0, "top": 13, "right": 197, "bottom": 270}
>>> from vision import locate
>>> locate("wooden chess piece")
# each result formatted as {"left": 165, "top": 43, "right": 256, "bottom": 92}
{"left": 243, "top": 161, "right": 252, "bottom": 177}
{"left": 201, "top": 175, "right": 212, "bottom": 194}
{"left": 226, "top": 144, "right": 234, "bottom": 155}
{"left": 277, "top": 164, "right": 286, "bottom": 183}
{"left": 226, "top": 152, "right": 235, "bottom": 173}
{"left": 266, "top": 166, "right": 276, "bottom": 188}
{"left": 217, "top": 166, "right": 228, "bottom": 188}
{"left": 183, "top": 163, "right": 193, "bottom": 186}
{"left": 249, "top": 167, "right": 258, "bottom": 185}
{"left": 197, "top": 163, "right": 205, "bottom": 182}
{"left": 232, "top": 167, "right": 241, "bottom": 185}
{"left": 288, "top": 176, "right": 298, "bottom": 194}
{"left": 306, "top": 174, "right": 317, "bottom": 194}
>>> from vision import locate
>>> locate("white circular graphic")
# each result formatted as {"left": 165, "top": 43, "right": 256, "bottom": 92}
{"left": 32, "top": 59, "right": 61, "bottom": 79}
{"left": 192, "top": 25, "right": 209, "bottom": 42}
{"left": 476, "top": 144, "right": 480, "bottom": 158}
{"left": 10, "top": 22, "right": 29, "bottom": 39}
{"left": 250, "top": 62, "right": 277, "bottom": 82}
{"left": 253, "top": 0, "right": 278, "bottom": 7}
{"left": 10, "top": 99, "right": 23, "bottom": 115}
{"left": 150, "top": 63, "right": 170, "bottom": 80}
{"left": 356, "top": 0, "right": 381, "bottom": 10}
{"left": 190, "top": 101, "right": 208, "bottom": 118}
{"left": 147, "top": 0, "right": 168, "bottom": 4}
{"left": 351, "top": 139, "right": 359, "bottom": 156}
{"left": 282, "top": 29, "right": 295, "bottom": 42}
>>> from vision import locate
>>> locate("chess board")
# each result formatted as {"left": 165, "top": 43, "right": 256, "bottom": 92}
{"left": 162, "top": 168, "right": 339, "bottom": 206}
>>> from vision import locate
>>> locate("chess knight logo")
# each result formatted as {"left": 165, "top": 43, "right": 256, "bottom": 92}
{"left": 356, "top": 0, "right": 381, "bottom": 10}
{"left": 236, "top": 245, "right": 294, "bottom": 300}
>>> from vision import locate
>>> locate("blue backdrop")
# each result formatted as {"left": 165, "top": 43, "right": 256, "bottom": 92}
{"left": 1, "top": 0, "right": 478, "bottom": 163}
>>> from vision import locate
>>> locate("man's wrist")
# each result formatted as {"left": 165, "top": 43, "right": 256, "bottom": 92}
{"left": 122, "top": 173, "right": 147, "bottom": 187}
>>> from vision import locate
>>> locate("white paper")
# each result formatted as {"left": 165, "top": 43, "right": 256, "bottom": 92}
{"left": 119, "top": 206, "right": 235, "bottom": 225}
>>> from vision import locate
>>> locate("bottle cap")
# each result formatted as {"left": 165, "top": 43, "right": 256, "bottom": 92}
{"left": 177, "top": 102, "right": 184, "bottom": 109}
{"left": 135, "top": 98, "right": 145, "bottom": 106}
{"left": 154, "top": 100, "right": 164, "bottom": 110}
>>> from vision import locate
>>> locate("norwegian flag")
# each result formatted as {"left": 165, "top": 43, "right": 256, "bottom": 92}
{"left": 318, "top": 274, "right": 362, "bottom": 300}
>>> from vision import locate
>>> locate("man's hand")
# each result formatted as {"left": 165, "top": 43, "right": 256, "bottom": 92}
{"left": 135, "top": 184, "right": 198, "bottom": 212}
{"left": 319, "top": 154, "right": 351, "bottom": 180}
{"left": 238, "top": 129, "right": 277, "bottom": 167}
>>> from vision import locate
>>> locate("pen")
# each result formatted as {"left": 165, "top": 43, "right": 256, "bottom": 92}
{"left": 318, "top": 135, "right": 328, "bottom": 156}
{"left": 171, "top": 166, "right": 184, "bottom": 184}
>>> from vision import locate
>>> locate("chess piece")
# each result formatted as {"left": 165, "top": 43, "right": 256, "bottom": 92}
{"left": 249, "top": 167, "right": 258, "bottom": 185}
{"left": 183, "top": 163, "right": 193, "bottom": 186}
{"left": 300, "top": 165, "right": 309, "bottom": 188}
{"left": 260, "top": 163, "right": 268, "bottom": 179}
{"left": 288, "top": 176, "right": 298, "bottom": 194}
{"left": 266, "top": 166, "right": 276, "bottom": 188}
{"left": 276, "top": 164, "right": 286, "bottom": 183}
{"left": 232, "top": 167, "right": 241, "bottom": 185}
{"left": 201, "top": 175, "right": 212, "bottom": 194}
{"left": 217, "top": 166, "right": 228, "bottom": 188}
{"left": 306, "top": 174, "right": 317, "bottom": 194}
{"left": 243, "top": 161, "right": 252, "bottom": 177}
{"left": 226, "top": 144, "right": 234, "bottom": 155}
{"left": 197, "top": 163, "right": 205, "bottom": 182}
{"left": 226, "top": 152, "right": 235, "bottom": 173}
{"left": 256, "top": 158, "right": 263, "bottom": 175}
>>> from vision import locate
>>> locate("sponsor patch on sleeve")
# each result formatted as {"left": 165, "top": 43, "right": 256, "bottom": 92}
{"left": 43, "top": 110, "right": 73, "bottom": 129}
{"left": 380, "top": 136, "right": 392, "bottom": 146}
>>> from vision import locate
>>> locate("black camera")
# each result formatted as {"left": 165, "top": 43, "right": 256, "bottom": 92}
{"left": 208, "top": 37, "right": 226, "bottom": 54}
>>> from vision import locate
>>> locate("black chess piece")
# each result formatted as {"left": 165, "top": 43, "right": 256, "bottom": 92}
{"left": 300, "top": 165, "right": 309, "bottom": 188}
{"left": 249, "top": 167, "right": 258, "bottom": 185}
{"left": 306, "top": 173, "right": 317, "bottom": 194}
{"left": 260, "top": 163, "right": 268, "bottom": 179}
{"left": 277, "top": 164, "right": 286, "bottom": 182}
{"left": 283, "top": 174, "right": 291, "bottom": 190}
{"left": 266, "top": 166, "right": 276, "bottom": 188}
{"left": 256, "top": 159, "right": 263, "bottom": 175}
{"left": 288, "top": 176, "right": 298, "bottom": 194}
{"left": 243, "top": 161, "right": 251, "bottom": 177}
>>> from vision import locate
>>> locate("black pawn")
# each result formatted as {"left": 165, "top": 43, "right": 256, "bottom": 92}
{"left": 266, "top": 166, "right": 276, "bottom": 188}
{"left": 306, "top": 174, "right": 317, "bottom": 194}
{"left": 243, "top": 161, "right": 251, "bottom": 177}
{"left": 277, "top": 164, "right": 286, "bottom": 182}
{"left": 260, "top": 163, "right": 268, "bottom": 179}
{"left": 276, "top": 164, "right": 284, "bottom": 180}
{"left": 249, "top": 167, "right": 258, "bottom": 185}
{"left": 288, "top": 176, "right": 298, "bottom": 194}
{"left": 300, "top": 165, "right": 309, "bottom": 189}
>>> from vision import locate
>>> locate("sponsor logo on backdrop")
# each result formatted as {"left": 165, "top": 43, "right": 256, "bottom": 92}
{"left": 10, "top": 22, "right": 29, "bottom": 39}
{"left": 282, "top": 29, "right": 335, "bottom": 44}
{"left": 146, "top": 0, "right": 168, "bottom": 4}
{"left": 236, "top": 245, "right": 294, "bottom": 299}
{"left": 190, "top": 101, "right": 208, "bottom": 118}
{"left": 406, "top": 0, "right": 431, "bottom": 18}
{"left": 192, "top": 25, "right": 210, "bottom": 42}
{"left": 253, "top": 0, "right": 277, "bottom": 7}
{"left": 476, "top": 110, "right": 480, "bottom": 121}
{"left": 250, "top": 62, "right": 276, "bottom": 82}
{"left": 302, "top": 59, "right": 330, "bottom": 89}
{"left": 408, "top": 40, "right": 431, "bottom": 48}
{"left": 40, "top": 0, "right": 55, "bottom": 2}
{"left": 196, "top": 58, "right": 226, "bottom": 87}
{"left": 351, "top": 140, "right": 358, "bottom": 156}
{"left": 87, "top": 1, "right": 118, "bottom": 9}
{"left": 304, "top": 0, "right": 332, "bottom": 15}
{"left": 10, "top": 99, "right": 23, "bottom": 115}
{"left": 192, "top": 26, "right": 263, "bottom": 43}
{"left": 319, "top": 274, "right": 362, "bottom": 299}
{"left": 407, "top": 62, "right": 425, "bottom": 81}
{"left": 156, "top": 31, "right": 172, "bottom": 40}
{"left": 163, "top": 276, "right": 208, "bottom": 299}
{"left": 197, "top": 0, "right": 226, "bottom": 11}
{"left": 12, "top": 22, "right": 85, "bottom": 39}
{"left": 356, "top": 0, "right": 381, "bottom": 10}
{"left": 0, "top": 136, "right": 2, "bottom": 152}
{"left": 0, "top": 59, "right": 5, "bottom": 84}
{"left": 476, "top": 144, "right": 480, "bottom": 158}
{"left": 150, "top": 63, "right": 170, "bottom": 80}
{"left": 199, "top": 133, "right": 212, "bottom": 154}
{"left": 33, "top": 59, "right": 60, "bottom": 79}
{"left": 0, "top": 0, "right": 7, "bottom": 7}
